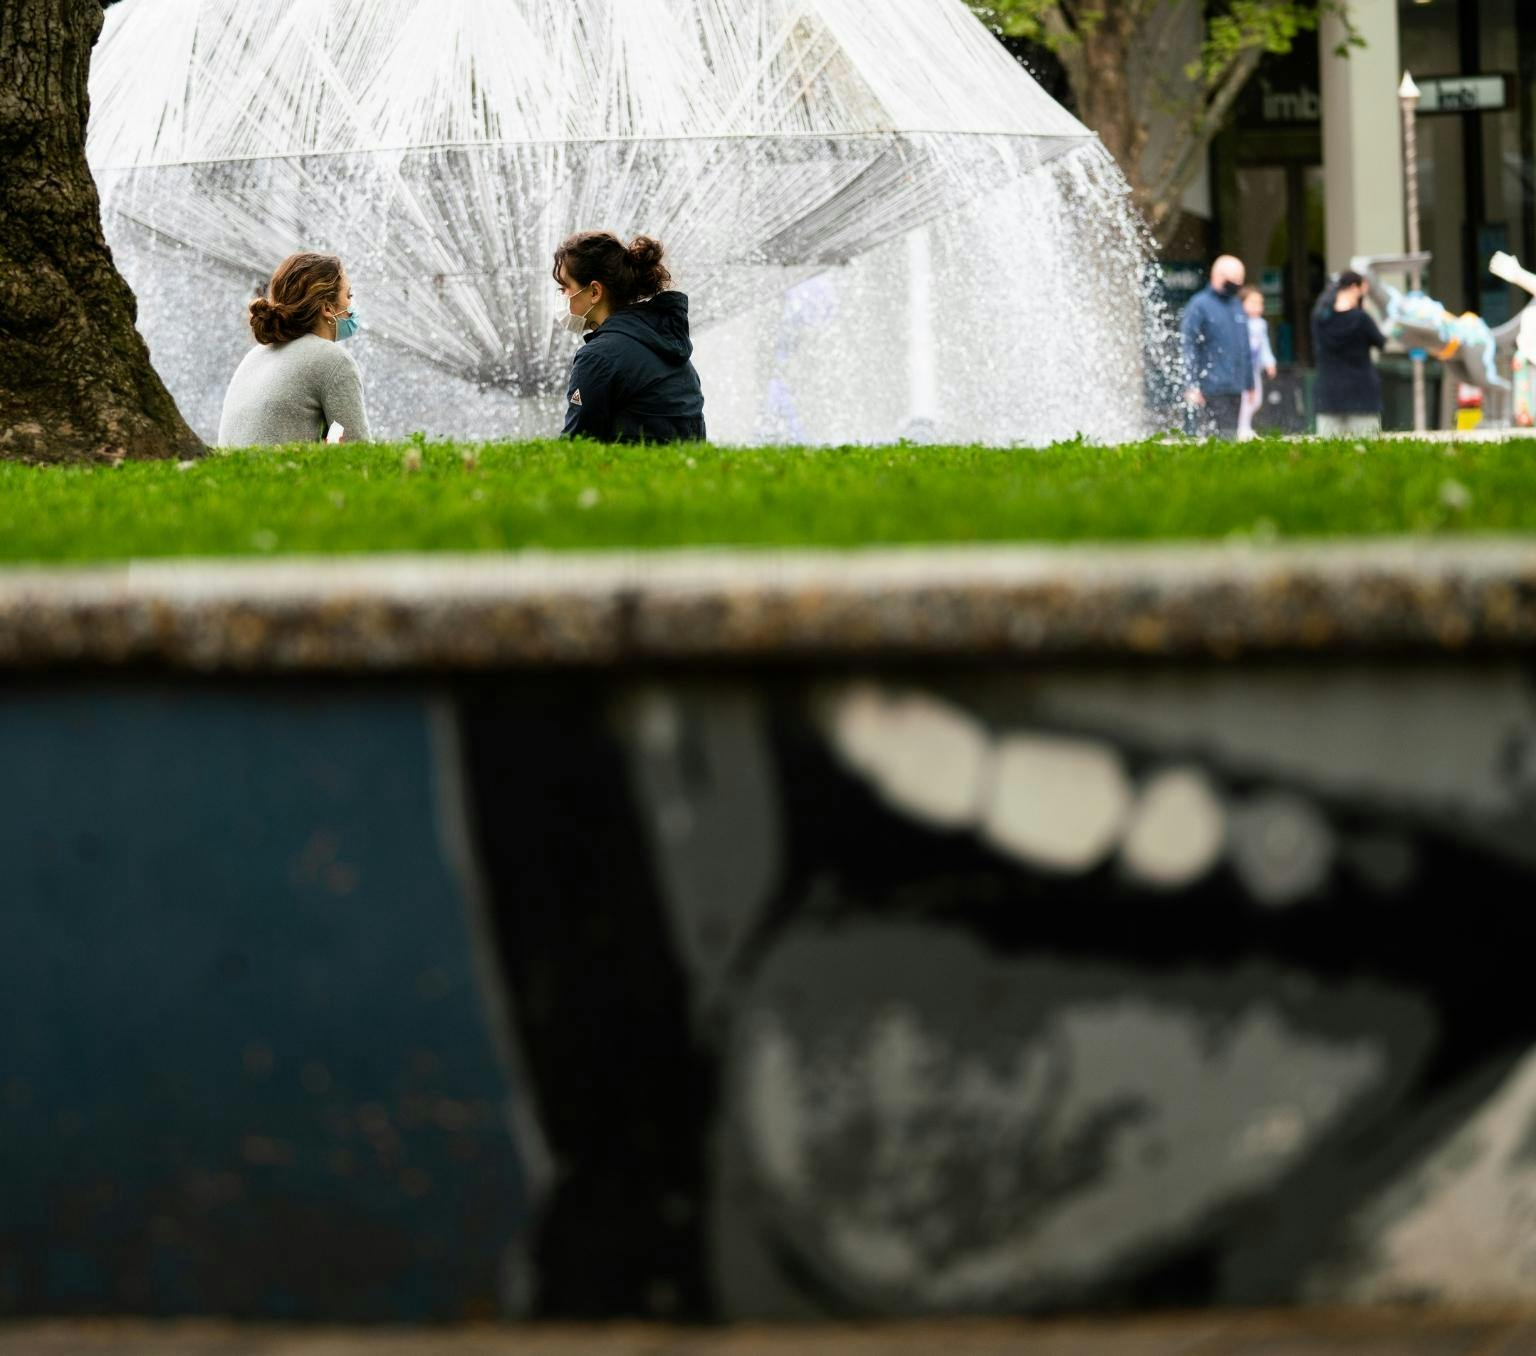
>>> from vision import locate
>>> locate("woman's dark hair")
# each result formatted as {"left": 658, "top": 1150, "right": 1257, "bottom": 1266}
{"left": 552, "top": 232, "right": 670, "bottom": 308}
{"left": 1337, "top": 270, "right": 1366, "bottom": 291}
{"left": 249, "top": 252, "right": 344, "bottom": 345}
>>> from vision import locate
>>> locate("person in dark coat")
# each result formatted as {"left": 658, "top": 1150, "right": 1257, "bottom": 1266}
{"left": 1311, "top": 269, "right": 1387, "bottom": 436}
{"left": 553, "top": 231, "right": 706, "bottom": 443}
{"left": 1178, "top": 254, "right": 1254, "bottom": 438}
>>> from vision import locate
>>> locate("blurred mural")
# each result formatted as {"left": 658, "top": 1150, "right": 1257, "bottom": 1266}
{"left": 5, "top": 662, "right": 1536, "bottom": 1319}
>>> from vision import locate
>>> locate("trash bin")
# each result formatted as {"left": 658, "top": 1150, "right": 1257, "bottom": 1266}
{"left": 1378, "top": 354, "right": 1443, "bottom": 432}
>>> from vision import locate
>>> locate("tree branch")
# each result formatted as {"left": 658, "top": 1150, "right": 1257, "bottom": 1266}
{"left": 1137, "top": 0, "right": 1199, "bottom": 111}
{"left": 1203, "top": 42, "right": 1266, "bottom": 135}
{"left": 964, "top": 0, "right": 1358, "bottom": 248}
{"left": 1148, "top": 44, "right": 1264, "bottom": 218}
{"left": 1038, "top": 6, "right": 1085, "bottom": 79}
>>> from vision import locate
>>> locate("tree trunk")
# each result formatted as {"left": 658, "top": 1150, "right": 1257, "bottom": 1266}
{"left": 0, "top": 0, "right": 202, "bottom": 464}
{"left": 1067, "top": 11, "right": 1175, "bottom": 245}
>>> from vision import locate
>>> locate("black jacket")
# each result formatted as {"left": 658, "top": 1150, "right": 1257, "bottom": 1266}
{"left": 562, "top": 291, "right": 706, "bottom": 443}
{"left": 1312, "top": 305, "right": 1387, "bottom": 415}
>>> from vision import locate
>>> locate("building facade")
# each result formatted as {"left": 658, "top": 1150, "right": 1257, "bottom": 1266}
{"left": 1212, "top": 0, "right": 1533, "bottom": 377}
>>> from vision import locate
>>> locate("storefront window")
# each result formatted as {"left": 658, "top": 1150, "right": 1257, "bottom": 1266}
{"left": 1232, "top": 164, "right": 1325, "bottom": 363}
{"left": 1219, "top": 31, "right": 1324, "bottom": 367}
{"left": 1399, "top": 0, "right": 1532, "bottom": 324}
{"left": 1478, "top": 0, "right": 1529, "bottom": 325}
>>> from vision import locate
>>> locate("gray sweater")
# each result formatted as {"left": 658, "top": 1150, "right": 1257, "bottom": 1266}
{"left": 217, "top": 333, "right": 370, "bottom": 446}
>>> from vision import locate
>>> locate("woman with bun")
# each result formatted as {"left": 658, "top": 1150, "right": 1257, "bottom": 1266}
{"left": 218, "top": 252, "right": 370, "bottom": 445}
{"left": 552, "top": 232, "right": 705, "bottom": 442}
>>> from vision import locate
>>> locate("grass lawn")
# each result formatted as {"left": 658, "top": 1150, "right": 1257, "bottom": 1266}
{"left": 1, "top": 435, "right": 1533, "bottom": 565}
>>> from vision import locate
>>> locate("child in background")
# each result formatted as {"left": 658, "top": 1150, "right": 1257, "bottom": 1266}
{"left": 1237, "top": 285, "right": 1278, "bottom": 441}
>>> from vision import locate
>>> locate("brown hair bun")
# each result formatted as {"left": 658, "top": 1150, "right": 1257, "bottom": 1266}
{"left": 248, "top": 296, "right": 291, "bottom": 346}
{"left": 624, "top": 235, "right": 670, "bottom": 296}
{"left": 249, "top": 252, "right": 344, "bottom": 345}
{"left": 553, "top": 231, "right": 671, "bottom": 309}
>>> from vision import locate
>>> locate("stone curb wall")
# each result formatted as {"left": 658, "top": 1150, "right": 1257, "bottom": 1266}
{"left": 2, "top": 540, "right": 1535, "bottom": 672}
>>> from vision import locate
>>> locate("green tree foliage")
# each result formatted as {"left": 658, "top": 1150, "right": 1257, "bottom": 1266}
{"left": 967, "top": 1, "right": 1359, "bottom": 245}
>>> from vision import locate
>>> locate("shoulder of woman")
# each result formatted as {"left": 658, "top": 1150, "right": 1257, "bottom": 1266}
{"left": 572, "top": 337, "right": 621, "bottom": 372}
{"left": 301, "top": 335, "right": 362, "bottom": 372}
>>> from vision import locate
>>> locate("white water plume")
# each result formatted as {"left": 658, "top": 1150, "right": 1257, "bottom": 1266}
{"left": 89, "top": 0, "right": 1175, "bottom": 445}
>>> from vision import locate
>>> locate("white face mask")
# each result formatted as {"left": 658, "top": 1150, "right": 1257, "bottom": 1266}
{"left": 558, "top": 283, "right": 596, "bottom": 335}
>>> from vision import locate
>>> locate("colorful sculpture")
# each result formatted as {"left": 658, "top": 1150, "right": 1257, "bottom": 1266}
{"left": 1490, "top": 252, "right": 1536, "bottom": 427}
{"left": 1351, "top": 252, "right": 1526, "bottom": 429}
{"left": 1376, "top": 283, "right": 1506, "bottom": 392}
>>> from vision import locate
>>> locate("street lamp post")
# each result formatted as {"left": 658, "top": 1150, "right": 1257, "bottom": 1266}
{"left": 1399, "top": 71, "right": 1426, "bottom": 433}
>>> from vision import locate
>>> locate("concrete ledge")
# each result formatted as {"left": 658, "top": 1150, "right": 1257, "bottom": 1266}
{"left": 2, "top": 540, "right": 1536, "bottom": 672}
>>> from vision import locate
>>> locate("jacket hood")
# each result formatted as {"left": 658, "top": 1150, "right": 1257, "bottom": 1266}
{"left": 591, "top": 290, "right": 693, "bottom": 364}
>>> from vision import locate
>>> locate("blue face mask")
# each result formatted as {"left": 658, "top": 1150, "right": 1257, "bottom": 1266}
{"left": 335, "top": 309, "right": 359, "bottom": 341}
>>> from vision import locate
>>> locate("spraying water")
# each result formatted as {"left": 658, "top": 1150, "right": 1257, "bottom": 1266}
{"left": 89, "top": 0, "right": 1174, "bottom": 445}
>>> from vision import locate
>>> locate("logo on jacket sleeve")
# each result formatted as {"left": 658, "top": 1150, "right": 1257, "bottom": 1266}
{"left": 569, "top": 389, "right": 582, "bottom": 406}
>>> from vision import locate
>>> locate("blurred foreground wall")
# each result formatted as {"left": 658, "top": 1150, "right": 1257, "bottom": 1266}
{"left": 5, "top": 549, "right": 1536, "bottom": 1320}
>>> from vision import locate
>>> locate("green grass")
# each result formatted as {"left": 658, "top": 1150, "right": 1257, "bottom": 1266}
{"left": 1, "top": 435, "right": 1534, "bottom": 564}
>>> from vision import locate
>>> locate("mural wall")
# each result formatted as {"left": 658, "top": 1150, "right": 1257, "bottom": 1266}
{"left": 0, "top": 690, "right": 541, "bottom": 1320}
{"left": 5, "top": 661, "right": 1536, "bottom": 1319}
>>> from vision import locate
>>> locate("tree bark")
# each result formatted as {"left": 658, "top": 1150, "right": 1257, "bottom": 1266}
{"left": 1063, "top": 20, "right": 1229, "bottom": 251}
{"left": 1069, "top": 10, "right": 1158, "bottom": 232}
{"left": 0, "top": 0, "right": 202, "bottom": 464}
{"left": 1046, "top": 5, "right": 1162, "bottom": 239}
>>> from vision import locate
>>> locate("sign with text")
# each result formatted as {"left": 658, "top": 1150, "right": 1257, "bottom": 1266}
{"left": 1256, "top": 77, "right": 1320, "bottom": 124}
{"left": 1260, "top": 266, "right": 1285, "bottom": 319}
{"left": 1155, "top": 261, "right": 1207, "bottom": 314}
{"left": 1235, "top": 33, "right": 1321, "bottom": 130}
{"left": 1418, "top": 75, "right": 1508, "bottom": 114}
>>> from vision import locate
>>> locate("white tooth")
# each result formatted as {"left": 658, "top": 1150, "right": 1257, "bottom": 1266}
{"left": 981, "top": 734, "right": 1131, "bottom": 873}
{"left": 868, "top": 693, "right": 991, "bottom": 830}
{"left": 819, "top": 682, "right": 894, "bottom": 777}
{"left": 1120, "top": 766, "right": 1226, "bottom": 889}
{"left": 822, "top": 685, "right": 990, "bottom": 830}
{"left": 1230, "top": 791, "right": 1335, "bottom": 909}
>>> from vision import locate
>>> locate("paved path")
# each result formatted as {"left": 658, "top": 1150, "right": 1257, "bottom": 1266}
{"left": 4, "top": 1314, "right": 1535, "bottom": 1356}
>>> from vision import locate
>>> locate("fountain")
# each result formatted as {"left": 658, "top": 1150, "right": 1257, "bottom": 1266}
{"left": 88, "top": 0, "right": 1173, "bottom": 445}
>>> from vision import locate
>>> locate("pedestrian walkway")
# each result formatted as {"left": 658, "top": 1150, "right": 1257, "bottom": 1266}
{"left": 3, "top": 1312, "right": 1534, "bottom": 1356}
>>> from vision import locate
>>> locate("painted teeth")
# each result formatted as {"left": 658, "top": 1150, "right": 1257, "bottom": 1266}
{"left": 820, "top": 683, "right": 990, "bottom": 830}
{"left": 819, "top": 683, "right": 1360, "bottom": 903}
{"left": 1118, "top": 765, "right": 1226, "bottom": 890}
{"left": 1229, "top": 791, "right": 1336, "bottom": 910}
{"left": 981, "top": 735, "right": 1130, "bottom": 873}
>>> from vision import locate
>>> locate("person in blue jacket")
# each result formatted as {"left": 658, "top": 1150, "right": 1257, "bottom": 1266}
{"left": 553, "top": 231, "right": 706, "bottom": 443}
{"left": 1178, "top": 254, "right": 1254, "bottom": 439}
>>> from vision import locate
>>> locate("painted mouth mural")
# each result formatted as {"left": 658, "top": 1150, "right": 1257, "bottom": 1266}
{"left": 6, "top": 658, "right": 1536, "bottom": 1318}
{"left": 460, "top": 662, "right": 1536, "bottom": 1317}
